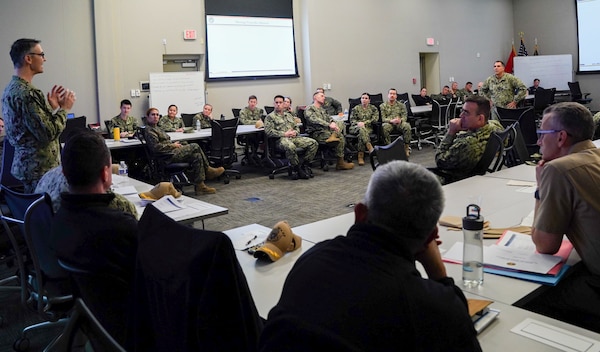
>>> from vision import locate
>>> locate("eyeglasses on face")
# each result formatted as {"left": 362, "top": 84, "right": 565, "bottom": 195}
{"left": 536, "top": 129, "right": 563, "bottom": 139}
{"left": 28, "top": 52, "right": 45, "bottom": 58}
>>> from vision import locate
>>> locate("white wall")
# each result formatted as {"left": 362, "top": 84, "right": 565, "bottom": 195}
{"left": 2, "top": 0, "right": 536, "bottom": 126}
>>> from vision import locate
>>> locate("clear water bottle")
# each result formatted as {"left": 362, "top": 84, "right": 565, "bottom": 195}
{"left": 119, "top": 161, "right": 128, "bottom": 177}
{"left": 196, "top": 119, "right": 201, "bottom": 131}
{"left": 220, "top": 114, "right": 225, "bottom": 121}
{"left": 343, "top": 108, "right": 348, "bottom": 118}
{"left": 462, "top": 204, "right": 484, "bottom": 287}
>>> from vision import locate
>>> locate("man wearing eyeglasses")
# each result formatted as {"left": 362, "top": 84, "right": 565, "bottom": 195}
{"left": 529, "top": 102, "right": 600, "bottom": 332}
{"left": 2, "top": 38, "right": 76, "bottom": 193}
{"left": 432, "top": 95, "right": 503, "bottom": 184}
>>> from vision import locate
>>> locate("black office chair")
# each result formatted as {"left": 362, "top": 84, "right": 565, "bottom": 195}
{"left": 132, "top": 204, "right": 263, "bottom": 351}
{"left": 495, "top": 106, "right": 539, "bottom": 155}
{"left": 135, "top": 127, "right": 193, "bottom": 191}
{"left": 1, "top": 139, "right": 23, "bottom": 191}
{"left": 231, "top": 108, "right": 241, "bottom": 117}
{"left": 298, "top": 107, "right": 337, "bottom": 171}
{"left": 568, "top": 81, "right": 592, "bottom": 105}
{"left": 104, "top": 120, "right": 113, "bottom": 135}
{"left": 422, "top": 99, "right": 449, "bottom": 147}
{"left": 533, "top": 87, "right": 556, "bottom": 118}
{"left": 208, "top": 118, "right": 241, "bottom": 184}
{"left": 180, "top": 113, "right": 197, "bottom": 128}
{"left": 370, "top": 136, "right": 408, "bottom": 170}
{"left": 9, "top": 193, "right": 73, "bottom": 351}
{"left": 264, "top": 106, "right": 274, "bottom": 115}
{"left": 59, "top": 115, "right": 86, "bottom": 144}
{"left": 502, "top": 122, "right": 531, "bottom": 168}
{"left": 48, "top": 298, "right": 127, "bottom": 352}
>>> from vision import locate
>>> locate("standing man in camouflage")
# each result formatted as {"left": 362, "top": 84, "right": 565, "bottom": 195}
{"left": 158, "top": 104, "right": 185, "bottom": 132}
{"left": 349, "top": 93, "right": 377, "bottom": 165}
{"left": 144, "top": 107, "right": 224, "bottom": 195}
{"left": 265, "top": 95, "right": 317, "bottom": 180}
{"left": 432, "top": 95, "right": 503, "bottom": 184}
{"left": 2, "top": 38, "right": 76, "bottom": 192}
{"left": 315, "top": 87, "right": 343, "bottom": 116}
{"left": 481, "top": 60, "right": 528, "bottom": 112}
{"left": 380, "top": 88, "right": 412, "bottom": 156}
{"left": 110, "top": 99, "right": 138, "bottom": 138}
{"left": 305, "top": 91, "right": 354, "bottom": 170}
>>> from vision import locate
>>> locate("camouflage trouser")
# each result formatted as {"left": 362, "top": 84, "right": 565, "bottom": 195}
{"left": 172, "top": 143, "right": 208, "bottom": 183}
{"left": 310, "top": 129, "right": 345, "bottom": 158}
{"left": 278, "top": 136, "right": 317, "bottom": 166}
{"left": 382, "top": 122, "right": 411, "bottom": 145}
{"left": 350, "top": 126, "right": 373, "bottom": 152}
{"left": 22, "top": 179, "right": 39, "bottom": 194}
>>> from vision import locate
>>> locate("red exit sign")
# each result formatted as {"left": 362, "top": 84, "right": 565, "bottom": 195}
{"left": 183, "top": 30, "right": 197, "bottom": 40}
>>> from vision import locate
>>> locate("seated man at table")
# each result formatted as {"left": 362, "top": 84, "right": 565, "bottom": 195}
{"left": 528, "top": 78, "right": 543, "bottom": 95}
{"left": 305, "top": 90, "right": 354, "bottom": 170}
{"left": 239, "top": 95, "right": 265, "bottom": 163}
{"left": 432, "top": 95, "right": 503, "bottom": 184}
{"left": 380, "top": 88, "right": 411, "bottom": 156}
{"left": 192, "top": 103, "right": 214, "bottom": 129}
{"left": 265, "top": 95, "right": 317, "bottom": 179}
{"left": 413, "top": 87, "right": 433, "bottom": 106}
{"left": 457, "top": 81, "right": 474, "bottom": 100}
{"left": 528, "top": 102, "right": 600, "bottom": 332}
{"left": 50, "top": 130, "right": 138, "bottom": 345}
{"left": 259, "top": 161, "right": 481, "bottom": 351}
{"left": 145, "top": 107, "right": 224, "bottom": 195}
{"left": 157, "top": 104, "right": 185, "bottom": 132}
{"left": 314, "top": 87, "right": 343, "bottom": 116}
{"left": 431, "top": 85, "right": 453, "bottom": 103}
{"left": 110, "top": 99, "right": 138, "bottom": 138}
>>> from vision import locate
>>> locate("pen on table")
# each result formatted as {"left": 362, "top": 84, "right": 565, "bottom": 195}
{"left": 246, "top": 235, "right": 258, "bottom": 246}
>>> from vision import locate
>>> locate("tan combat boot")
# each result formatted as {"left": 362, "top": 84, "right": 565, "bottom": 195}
{"left": 366, "top": 142, "right": 374, "bottom": 153}
{"left": 206, "top": 166, "right": 225, "bottom": 180}
{"left": 325, "top": 133, "right": 340, "bottom": 143}
{"left": 195, "top": 181, "right": 216, "bottom": 195}
{"left": 404, "top": 145, "right": 411, "bottom": 158}
{"left": 357, "top": 152, "right": 365, "bottom": 166}
{"left": 336, "top": 157, "right": 354, "bottom": 170}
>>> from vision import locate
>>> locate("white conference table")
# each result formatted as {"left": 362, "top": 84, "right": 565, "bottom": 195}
{"left": 410, "top": 104, "right": 432, "bottom": 115}
{"left": 111, "top": 174, "right": 228, "bottom": 225}
{"left": 482, "top": 163, "right": 537, "bottom": 182}
{"left": 105, "top": 124, "right": 263, "bottom": 150}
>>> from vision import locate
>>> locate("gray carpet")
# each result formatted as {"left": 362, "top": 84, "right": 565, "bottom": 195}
{"left": 0, "top": 145, "right": 436, "bottom": 352}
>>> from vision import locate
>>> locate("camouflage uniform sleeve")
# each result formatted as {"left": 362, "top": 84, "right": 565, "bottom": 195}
{"left": 109, "top": 192, "right": 139, "bottom": 218}
{"left": 239, "top": 108, "right": 253, "bottom": 125}
{"left": 398, "top": 103, "right": 408, "bottom": 122}
{"left": 305, "top": 105, "right": 330, "bottom": 130}
{"left": 264, "top": 113, "right": 284, "bottom": 138}
{"left": 481, "top": 78, "right": 491, "bottom": 99}
{"left": 380, "top": 103, "right": 392, "bottom": 123}
{"left": 330, "top": 97, "right": 343, "bottom": 114}
{"left": 157, "top": 116, "right": 175, "bottom": 132}
{"left": 511, "top": 75, "right": 528, "bottom": 103}
{"left": 435, "top": 133, "right": 479, "bottom": 171}
{"left": 146, "top": 126, "right": 174, "bottom": 153}
{"left": 22, "top": 89, "right": 67, "bottom": 144}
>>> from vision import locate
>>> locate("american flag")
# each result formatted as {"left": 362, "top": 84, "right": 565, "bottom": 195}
{"left": 518, "top": 38, "right": 528, "bottom": 56}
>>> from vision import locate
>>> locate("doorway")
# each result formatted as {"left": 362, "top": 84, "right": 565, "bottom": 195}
{"left": 419, "top": 52, "right": 440, "bottom": 95}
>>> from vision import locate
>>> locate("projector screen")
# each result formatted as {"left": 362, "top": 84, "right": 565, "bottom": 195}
{"left": 205, "top": 15, "right": 298, "bottom": 80}
{"left": 576, "top": 0, "right": 600, "bottom": 73}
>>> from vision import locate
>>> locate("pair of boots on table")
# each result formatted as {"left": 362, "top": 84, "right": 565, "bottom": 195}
{"left": 195, "top": 166, "right": 225, "bottom": 195}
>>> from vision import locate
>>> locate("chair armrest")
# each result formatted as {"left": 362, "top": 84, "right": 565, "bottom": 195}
{"left": 584, "top": 93, "right": 591, "bottom": 99}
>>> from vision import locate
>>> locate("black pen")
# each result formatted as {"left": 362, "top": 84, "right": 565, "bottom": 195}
{"left": 245, "top": 235, "right": 258, "bottom": 246}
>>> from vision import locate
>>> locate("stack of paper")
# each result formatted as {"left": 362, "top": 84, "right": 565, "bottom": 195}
{"left": 443, "top": 230, "right": 573, "bottom": 285}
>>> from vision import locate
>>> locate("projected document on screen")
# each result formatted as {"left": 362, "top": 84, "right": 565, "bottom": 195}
{"left": 577, "top": 0, "right": 600, "bottom": 73}
{"left": 206, "top": 15, "right": 298, "bottom": 80}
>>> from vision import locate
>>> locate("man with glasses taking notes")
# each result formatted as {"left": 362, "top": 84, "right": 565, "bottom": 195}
{"left": 526, "top": 102, "right": 600, "bottom": 333}
{"left": 2, "top": 38, "right": 76, "bottom": 192}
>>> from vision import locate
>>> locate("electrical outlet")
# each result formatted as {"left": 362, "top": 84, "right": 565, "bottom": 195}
{"left": 135, "top": 89, "right": 141, "bottom": 97}
{"left": 130, "top": 89, "right": 136, "bottom": 97}
{"left": 162, "top": 38, "right": 167, "bottom": 45}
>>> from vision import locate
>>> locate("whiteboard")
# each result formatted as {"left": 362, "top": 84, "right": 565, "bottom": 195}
{"left": 513, "top": 55, "right": 572, "bottom": 91}
{"left": 149, "top": 71, "right": 205, "bottom": 115}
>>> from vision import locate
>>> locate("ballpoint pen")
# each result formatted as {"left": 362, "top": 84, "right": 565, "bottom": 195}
{"left": 245, "top": 235, "right": 258, "bottom": 246}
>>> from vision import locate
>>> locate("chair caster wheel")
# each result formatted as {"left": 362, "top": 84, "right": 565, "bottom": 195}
{"left": 235, "top": 175, "right": 241, "bottom": 179}
{"left": 269, "top": 174, "right": 275, "bottom": 179}
{"left": 291, "top": 173, "right": 298, "bottom": 180}
{"left": 13, "top": 337, "right": 30, "bottom": 351}
{"left": 224, "top": 179, "right": 230, "bottom": 184}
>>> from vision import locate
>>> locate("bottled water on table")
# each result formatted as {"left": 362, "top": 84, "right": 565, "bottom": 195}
{"left": 462, "top": 204, "right": 484, "bottom": 287}
{"left": 118, "top": 161, "right": 128, "bottom": 177}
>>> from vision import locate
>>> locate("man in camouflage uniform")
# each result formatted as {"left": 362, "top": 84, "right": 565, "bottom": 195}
{"left": 2, "top": 38, "right": 76, "bottom": 192}
{"left": 482, "top": 60, "right": 528, "bottom": 115}
{"left": 433, "top": 95, "right": 503, "bottom": 184}
{"left": 110, "top": 99, "right": 139, "bottom": 138}
{"left": 192, "top": 104, "right": 214, "bottom": 129}
{"left": 431, "top": 86, "right": 453, "bottom": 103}
{"left": 380, "top": 88, "right": 412, "bottom": 156}
{"left": 35, "top": 164, "right": 138, "bottom": 216}
{"left": 145, "top": 107, "right": 223, "bottom": 195}
{"left": 349, "top": 93, "right": 377, "bottom": 165}
{"left": 315, "top": 87, "right": 343, "bottom": 116}
{"left": 265, "top": 95, "right": 317, "bottom": 179}
{"left": 240, "top": 95, "right": 265, "bottom": 127}
{"left": 158, "top": 104, "right": 185, "bottom": 132}
{"left": 305, "top": 91, "right": 354, "bottom": 170}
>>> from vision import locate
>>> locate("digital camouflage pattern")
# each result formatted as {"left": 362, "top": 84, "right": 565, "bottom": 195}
{"left": 481, "top": 73, "right": 527, "bottom": 108}
{"left": 192, "top": 113, "right": 212, "bottom": 129}
{"left": 239, "top": 107, "right": 264, "bottom": 125}
{"left": 2, "top": 75, "right": 66, "bottom": 192}
{"left": 145, "top": 125, "right": 208, "bottom": 182}
{"left": 157, "top": 116, "right": 184, "bottom": 132}
{"left": 435, "top": 119, "right": 504, "bottom": 181}
{"left": 322, "top": 96, "right": 343, "bottom": 116}
{"left": 264, "top": 110, "right": 317, "bottom": 166}
{"left": 305, "top": 104, "right": 345, "bottom": 157}
{"left": 349, "top": 104, "right": 378, "bottom": 151}
{"left": 380, "top": 101, "right": 411, "bottom": 145}
{"left": 110, "top": 115, "right": 139, "bottom": 134}
{"left": 35, "top": 165, "right": 138, "bottom": 217}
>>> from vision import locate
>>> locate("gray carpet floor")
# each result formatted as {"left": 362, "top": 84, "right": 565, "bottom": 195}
{"left": 0, "top": 145, "right": 436, "bottom": 352}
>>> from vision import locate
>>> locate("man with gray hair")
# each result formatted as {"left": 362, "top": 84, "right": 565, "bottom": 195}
{"left": 259, "top": 161, "right": 481, "bottom": 351}
{"left": 524, "top": 102, "right": 600, "bottom": 332}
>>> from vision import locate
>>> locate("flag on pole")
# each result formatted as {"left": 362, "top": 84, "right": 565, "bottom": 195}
{"left": 505, "top": 44, "right": 517, "bottom": 74}
{"left": 518, "top": 38, "right": 528, "bottom": 56}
